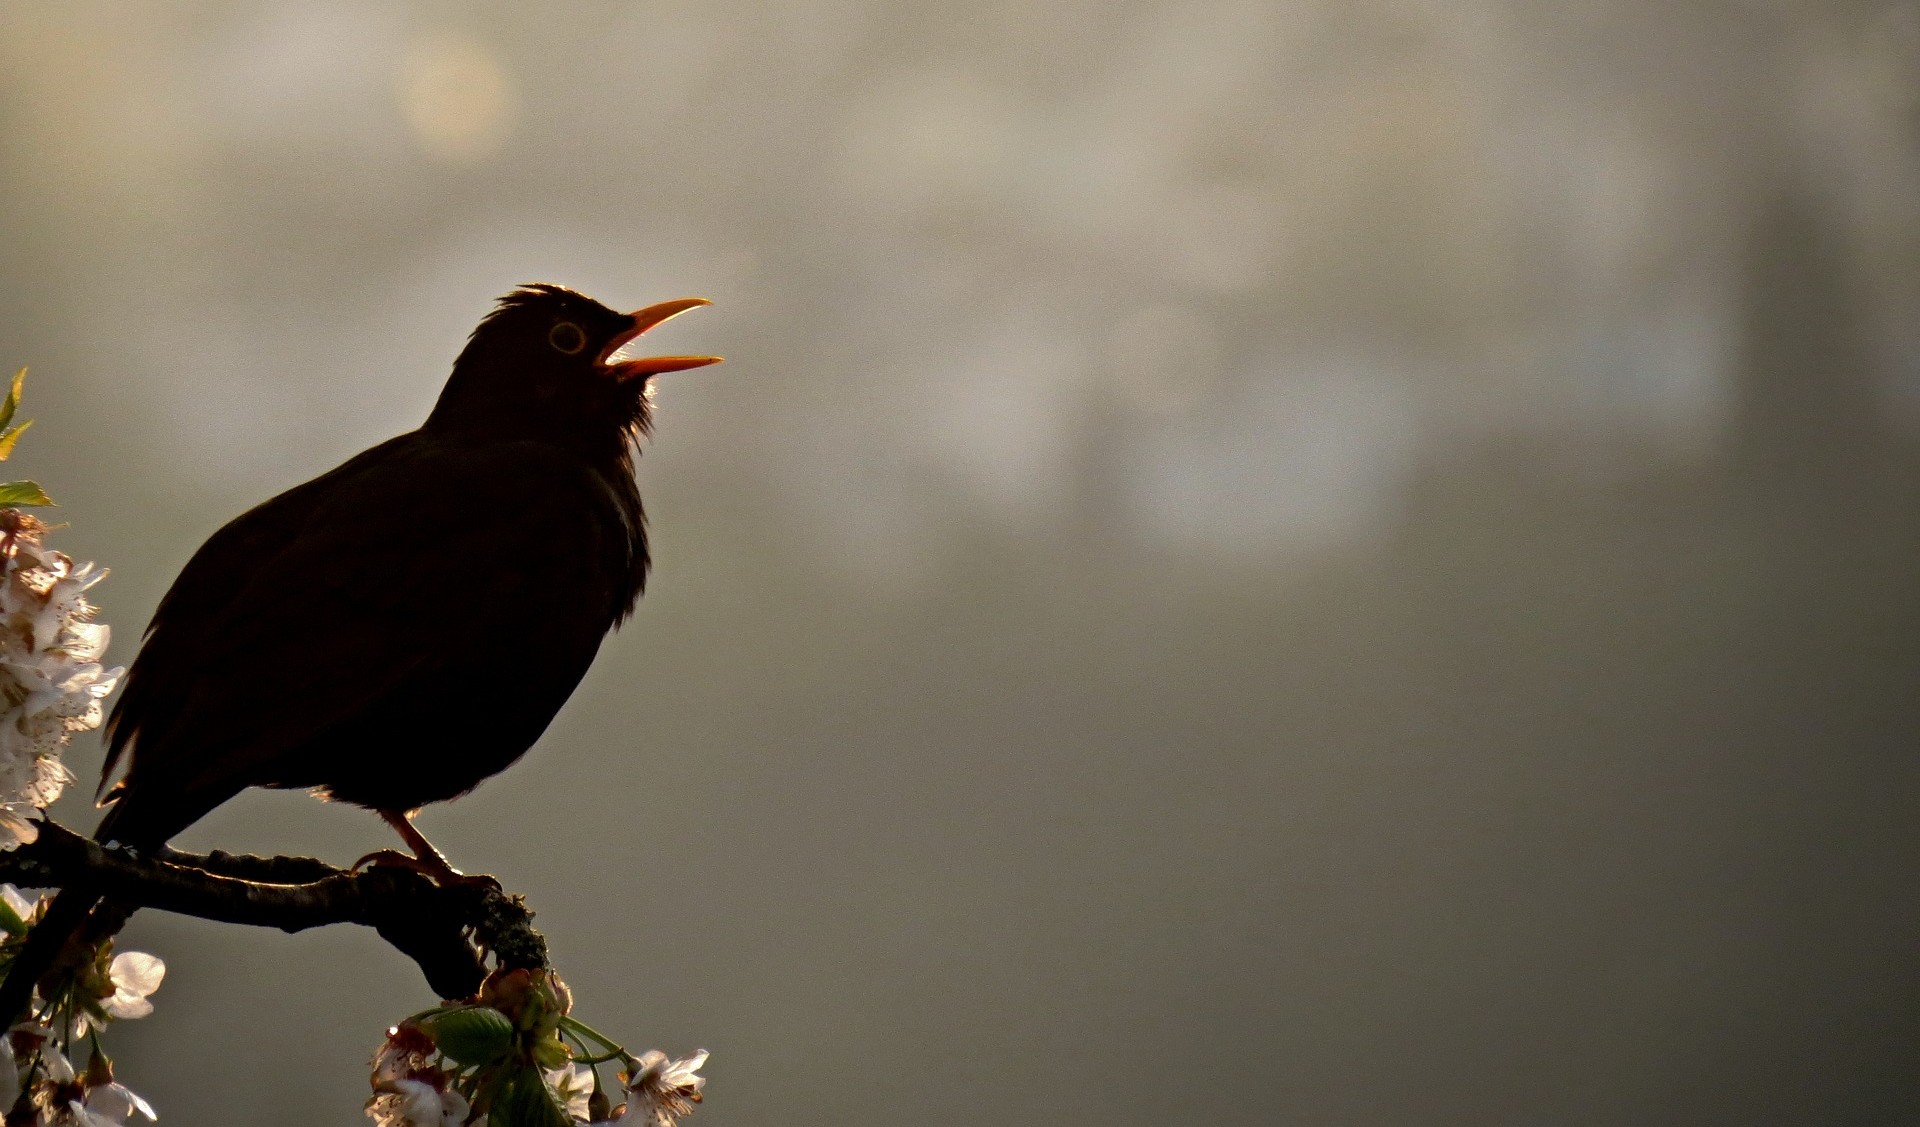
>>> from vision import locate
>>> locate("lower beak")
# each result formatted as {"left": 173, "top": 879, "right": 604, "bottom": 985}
{"left": 599, "top": 297, "right": 723, "bottom": 382}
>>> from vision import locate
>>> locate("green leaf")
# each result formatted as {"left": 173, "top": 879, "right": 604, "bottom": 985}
{"left": 0, "top": 369, "right": 24, "bottom": 435}
{"left": 489, "top": 1066, "right": 574, "bottom": 1127}
{"left": 0, "top": 480, "right": 53, "bottom": 507}
{"left": 0, "top": 419, "right": 32, "bottom": 462}
{"left": 419, "top": 1005, "right": 515, "bottom": 1067}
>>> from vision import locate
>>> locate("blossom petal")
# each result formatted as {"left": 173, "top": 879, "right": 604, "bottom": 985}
{"left": 110, "top": 951, "right": 166, "bottom": 996}
{"left": 547, "top": 1062, "right": 594, "bottom": 1120}
{"left": 626, "top": 1049, "right": 710, "bottom": 1127}
{"left": 87, "top": 1081, "right": 158, "bottom": 1123}
{"left": 391, "top": 1079, "right": 448, "bottom": 1126}
{"left": 0, "top": 809, "right": 38, "bottom": 850}
{"left": 101, "top": 950, "right": 166, "bottom": 1019}
{"left": 57, "top": 623, "right": 108, "bottom": 663}
{"left": 102, "top": 994, "right": 152, "bottom": 1020}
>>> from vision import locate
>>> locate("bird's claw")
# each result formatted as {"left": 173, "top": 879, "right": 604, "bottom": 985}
{"left": 351, "top": 849, "right": 502, "bottom": 892}
{"left": 448, "top": 871, "right": 505, "bottom": 893}
{"left": 351, "top": 848, "right": 417, "bottom": 874}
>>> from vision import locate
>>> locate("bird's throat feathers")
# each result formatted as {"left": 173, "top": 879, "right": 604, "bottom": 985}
{"left": 428, "top": 341, "right": 657, "bottom": 456}
{"left": 427, "top": 340, "right": 654, "bottom": 618}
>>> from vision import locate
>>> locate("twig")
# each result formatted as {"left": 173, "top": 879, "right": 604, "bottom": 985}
{"left": 0, "top": 820, "right": 546, "bottom": 1000}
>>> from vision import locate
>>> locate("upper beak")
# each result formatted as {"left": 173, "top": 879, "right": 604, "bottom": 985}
{"left": 599, "top": 297, "right": 723, "bottom": 382}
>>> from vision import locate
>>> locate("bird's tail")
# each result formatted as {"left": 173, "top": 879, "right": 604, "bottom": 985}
{"left": 0, "top": 886, "right": 106, "bottom": 1026}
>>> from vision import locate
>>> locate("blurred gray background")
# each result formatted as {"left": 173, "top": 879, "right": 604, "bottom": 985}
{"left": 3, "top": 2, "right": 1919, "bottom": 1124}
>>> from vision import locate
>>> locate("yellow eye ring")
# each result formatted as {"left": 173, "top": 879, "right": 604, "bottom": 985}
{"left": 548, "top": 321, "right": 588, "bottom": 355}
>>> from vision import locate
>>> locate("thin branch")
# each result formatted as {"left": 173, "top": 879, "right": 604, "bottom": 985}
{"left": 150, "top": 843, "right": 343, "bottom": 885}
{"left": 0, "top": 820, "right": 546, "bottom": 1000}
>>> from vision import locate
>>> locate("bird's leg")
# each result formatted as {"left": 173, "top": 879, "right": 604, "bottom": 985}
{"left": 383, "top": 809, "right": 458, "bottom": 874}
{"left": 353, "top": 810, "right": 499, "bottom": 890}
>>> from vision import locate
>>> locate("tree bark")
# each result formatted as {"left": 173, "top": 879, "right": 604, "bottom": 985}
{"left": 0, "top": 820, "right": 545, "bottom": 1000}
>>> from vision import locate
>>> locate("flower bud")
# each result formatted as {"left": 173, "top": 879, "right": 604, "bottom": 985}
{"left": 529, "top": 1033, "right": 571, "bottom": 1071}
{"left": 82, "top": 1050, "right": 113, "bottom": 1088}
{"left": 479, "top": 967, "right": 534, "bottom": 1017}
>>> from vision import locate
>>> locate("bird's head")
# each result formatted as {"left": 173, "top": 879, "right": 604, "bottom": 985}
{"left": 427, "top": 284, "right": 720, "bottom": 444}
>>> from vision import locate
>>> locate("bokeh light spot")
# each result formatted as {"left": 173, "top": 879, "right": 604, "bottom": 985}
{"left": 397, "top": 32, "right": 515, "bottom": 163}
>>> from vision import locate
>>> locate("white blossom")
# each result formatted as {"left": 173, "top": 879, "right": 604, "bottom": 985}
{"left": 12, "top": 1036, "right": 156, "bottom": 1127}
{"left": 79, "top": 1081, "right": 156, "bottom": 1125}
{"left": 37, "top": 1043, "right": 75, "bottom": 1084}
{"left": 99, "top": 953, "right": 165, "bottom": 1021}
{"left": 0, "top": 536, "right": 120, "bottom": 848}
{"left": 623, "top": 1050, "right": 707, "bottom": 1127}
{"left": 53, "top": 1080, "right": 158, "bottom": 1127}
{"left": 370, "top": 1037, "right": 430, "bottom": 1090}
{"left": 546, "top": 1062, "right": 593, "bottom": 1121}
{"left": 26, "top": 1043, "right": 81, "bottom": 1125}
{"left": 367, "top": 1078, "right": 468, "bottom": 1127}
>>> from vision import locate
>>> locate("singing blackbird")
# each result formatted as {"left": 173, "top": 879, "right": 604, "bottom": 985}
{"left": 0, "top": 284, "right": 718, "bottom": 1020}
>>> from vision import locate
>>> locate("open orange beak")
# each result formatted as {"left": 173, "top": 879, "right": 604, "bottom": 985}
{"left": 599, "top": 297, "right": 723, "bottom": 382}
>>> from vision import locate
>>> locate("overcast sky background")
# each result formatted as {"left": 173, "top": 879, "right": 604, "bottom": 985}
{"left": 1, "top": 2, "right": 1917, "bottom": 1124}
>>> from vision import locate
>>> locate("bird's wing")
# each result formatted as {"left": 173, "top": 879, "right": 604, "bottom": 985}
{"left": 100, "top": 433, "right": 638, "bottom": 838}
{"left": 99, "top": 434, "right": 419, "bottom": 800}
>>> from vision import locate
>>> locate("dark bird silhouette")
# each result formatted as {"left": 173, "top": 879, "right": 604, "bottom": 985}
{"left": 0, "top": 284, "right": 718, "bottom": 1022}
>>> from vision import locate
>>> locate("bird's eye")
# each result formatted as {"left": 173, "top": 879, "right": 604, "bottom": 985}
{"left": 548, "top": 321, "right": 588, "bottom": 355}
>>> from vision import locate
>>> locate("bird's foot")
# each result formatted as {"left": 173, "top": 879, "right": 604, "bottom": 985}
{"left": 362, "top": 809, "right": 504, "bottom": 891}
{"left": 351, "top": 849, "right": 502, "bottom": 892}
